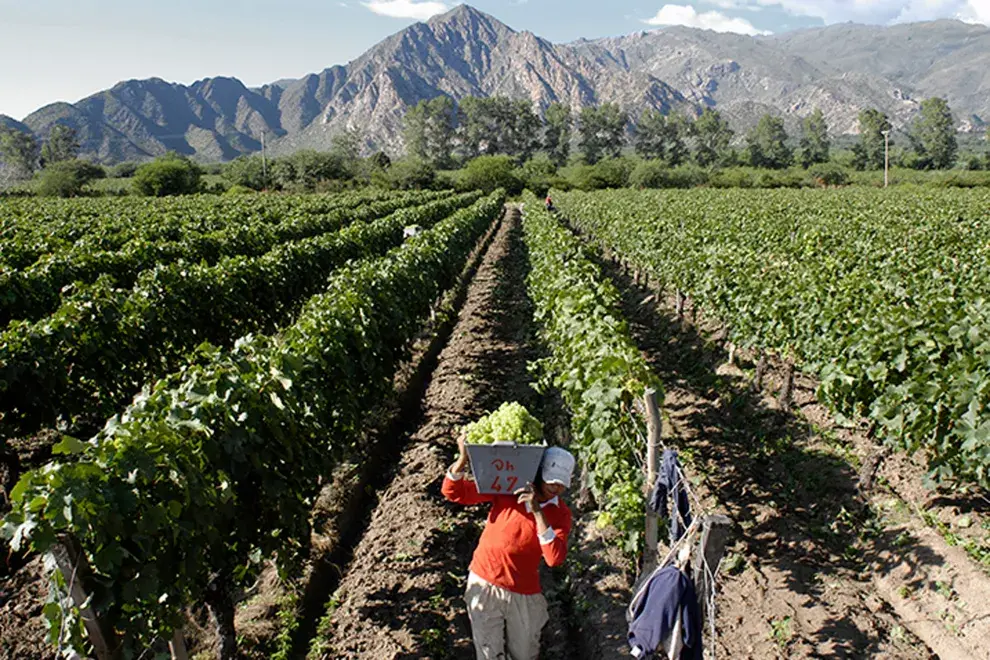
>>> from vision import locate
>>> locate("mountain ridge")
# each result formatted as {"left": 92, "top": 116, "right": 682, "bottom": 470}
{"left": 8, "top": 5, "right": 989, "bottom": 164}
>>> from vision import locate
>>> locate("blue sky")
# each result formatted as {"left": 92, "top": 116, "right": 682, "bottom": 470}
{"left": 1, "top": 0, "right": 988, "bottom": 120}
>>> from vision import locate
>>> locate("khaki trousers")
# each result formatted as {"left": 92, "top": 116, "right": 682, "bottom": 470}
{"left": 465, "top": 572, "right": 549, "bottom": 660}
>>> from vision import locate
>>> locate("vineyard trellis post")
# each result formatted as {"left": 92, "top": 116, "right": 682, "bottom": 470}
{"left": 778, "top": 360, "right": 795, "bottom": 409}
{"left": 643, "top": 388, "right": 663, "bottom": 573}
{"left": 753, "top": 350, "right": 767, "bottom": 391}
{"left": 169, "top": 629, "right": 189, "bottom": 660}
{"left": 51, "top": 537, "right": 120, "bottom": 660}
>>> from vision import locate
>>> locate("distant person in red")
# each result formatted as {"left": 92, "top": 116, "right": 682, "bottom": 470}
{"left": 442, "top": 432, "right": 576, "bottom": 660}
{"left": 544, "top": 195, "right": 556, "bottom": 212}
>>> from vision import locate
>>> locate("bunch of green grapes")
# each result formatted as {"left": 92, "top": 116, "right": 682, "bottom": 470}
{"left": 463, "top": 401, "right": 544, "bottom": 445}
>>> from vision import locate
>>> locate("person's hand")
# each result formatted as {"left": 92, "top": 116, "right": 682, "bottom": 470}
{"left": 515, "top": 483, "right": 537, "bottom": 513}
{"left": 451, "top": 429, "right": 470, "bottom": 475}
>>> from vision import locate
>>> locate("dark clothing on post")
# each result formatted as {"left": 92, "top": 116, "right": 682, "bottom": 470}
{"left": 648, "top": 449, "right": 693, "bottom": 545}
{"left": 627, "top": 565, "right": 703, "bottom": 660}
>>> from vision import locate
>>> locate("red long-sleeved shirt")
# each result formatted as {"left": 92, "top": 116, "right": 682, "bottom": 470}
{"left": 442, "top": 474, "right": 572, "bottom": 595}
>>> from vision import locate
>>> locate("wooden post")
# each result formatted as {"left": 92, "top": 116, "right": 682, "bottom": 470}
{"left": 691, "top": 515, "right": 732, "bottom": 632}
{"left": 643, "top": 389, "right": 663, "bottom": 573}
{"left": 753, "top": 350, "right": 767, "bottom": 391}
{"left": 778, "top": 360, "right": 795, "bottom": 410}
{"left": 727, "top": 342, "right": 736, "bottom": 366}
{"left": 169, "top": 629, "right": 189, "bottom": 660}
{"left": 51, "top": 538, "right": 119, "bottom": 660}
{"left": 206, "top": 579, "right": 238, "bottom": 660}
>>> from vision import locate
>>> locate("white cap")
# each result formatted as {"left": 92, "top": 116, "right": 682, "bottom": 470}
{"left": 541, "top": 447, "right": 576, "bottom": 488}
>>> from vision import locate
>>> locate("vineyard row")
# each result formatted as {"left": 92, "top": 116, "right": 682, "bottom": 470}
{"left": 555, "top": 188, "right": 990, "bottom": 488}
{"left": 2, "top": 191, "right": 507, "bottom": 656}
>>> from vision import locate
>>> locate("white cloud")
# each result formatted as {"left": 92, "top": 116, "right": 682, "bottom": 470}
{"left": 363, "top": 0, "right": 450, "bottom": 19}
{"left": 951, "top": 0, "right": 990, "bottom": 25}
{"left": 721, "top": 0, "right": 990, "bottom": 26}
{"left": 644, "top": 4, "right": 772, "bottom": 34}
{"left": 705, "top": 0, "right": 762, "bottom": 10}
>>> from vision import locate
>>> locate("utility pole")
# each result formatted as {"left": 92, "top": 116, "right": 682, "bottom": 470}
{"left": 261, "top": 130, "right": 268, "bottom": 190}
{"left": 881, "top": 129, "right": 890, "bottom": 188}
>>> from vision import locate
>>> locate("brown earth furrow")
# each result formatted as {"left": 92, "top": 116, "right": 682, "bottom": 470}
{"left": 591, "top": 256, "right": 941, "bottom": 660}
{"left": 312, "top": 209, "right": 581, "bottom": 659}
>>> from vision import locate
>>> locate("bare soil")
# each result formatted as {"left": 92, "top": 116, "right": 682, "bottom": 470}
{"left": 0, "top": 555, "right": 52, "bottom": 660}
{"left": 601, "top": 255, "right": 990, "bottom": 660}
{"left": 308, "top": 209, "right": 582, "bottom": 659}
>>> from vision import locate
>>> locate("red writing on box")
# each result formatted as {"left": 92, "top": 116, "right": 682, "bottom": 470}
{"left": 489, "top": 458, "right": 519, "bottom": 493}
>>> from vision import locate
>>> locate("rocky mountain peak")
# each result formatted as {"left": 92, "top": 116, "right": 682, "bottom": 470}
{"left": 8, "top": 13, "right": 989, "bottom": 164}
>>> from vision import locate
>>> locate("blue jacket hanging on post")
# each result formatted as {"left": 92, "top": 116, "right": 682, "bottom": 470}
{"left": 627, "top": 565, "right": 703, "bottom": 659}
{"left": 649, "top": 449, "right": 692, "bottom": 545}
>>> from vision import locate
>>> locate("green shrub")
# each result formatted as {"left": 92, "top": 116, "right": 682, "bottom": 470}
{"left": 627, "top": 161, "right": 712, "bottom": 189}
{"left": 562, "top": 157, "right": 635, "bottom": 190}
{"left": 373, "top": 157, "right": 436, "bottom": 190}
{"left": 433, "top": 170, "right": 460, "bottom": 190}
{"left": 754, "top": 169, "right": 806, "bottom": 188}
{"left": 665, "top": 164, "right": 710, "bottom": 188}
{"left": 628, "top": 160, "right": 667, "bottom": 189}
{"left": 809, "top": 164, "right": 851, "bottom": 187}
{"left": 709, "top": 168, "right": 756, "bottom": 189}
{"left": 963, "top": 155, "right": 985, "bottom": 171}
{"left": 287, "top": 150, "right": 348, "bottom": 190}
{"left": 223, "top": 184, "right": 256, "bottom": 195}
{"left": 37, "top": 160, "right": 104, "bottom": 198}
{"left": 110, "top": 161, "right": 139, "bottom": 178}
{"left": 222, "top": 156, "right": 267, "bottom": 190}
{"left": 518, "top": 154, "right": 557, "bottom": 197}
{"left": 456, "top": 155, "right": 523, "bottom": 195}
{"left": 133, "top": 154, "right": 202, "bottom": 196}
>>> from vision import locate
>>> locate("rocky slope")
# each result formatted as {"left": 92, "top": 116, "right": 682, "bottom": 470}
{"left": 7, "top": 5, "right": 989, "bottom": 163}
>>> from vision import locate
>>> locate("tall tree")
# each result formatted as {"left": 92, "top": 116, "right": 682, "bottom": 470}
{"left": 665, "top": 112, "right": 690, "bottom": 167}
{"left": 798, "top": 108, "right": 830, "bottom": 168}
{"left": 40, "top": 124, "right": 80, "bottom": 166}
{"left": 458, "top": 96, "right": 498, "bottom": 160}
{"left": 509, "top": 100, "right": 542, "bottom": 163}
{"left": 458, "top": 97, "right": 541, "bottom": 162}
{"left": 852, "top": 109, "right": 891, "bottom": 170}
{"left": 692, "top": 108, "right": 733, "bottom": 168}
{"left": 330, "top": 129, "right": 362, "bottom": 177}
{"left": 0, "top": 128, "right": 40, "bottom": 178}
{"left": 909, "top": 97, "right": 957, "bottom": 170}
{"left": 578, "top": 103, "right": 628, "bottom": 164}
{"left": 544, "top": 102, "right": 572, "bottom": 166}
{"left": 330, "top": 129, "right": 361, "bottom": 162}
{"left": 634, "top": 109, "right": 669, "bottom": 161}
{"left": 746, "top": 114, "right": 792, "bottom": 169}
{"left": 404, "top": 97, "right": 458, "bottom": 168}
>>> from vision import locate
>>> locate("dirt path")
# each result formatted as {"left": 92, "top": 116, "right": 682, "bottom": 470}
{"left": 595, "top": 258, "right": 961, "bottom": 659}
{"left": 308, "top": 209, "right": 579, "bottom": 659}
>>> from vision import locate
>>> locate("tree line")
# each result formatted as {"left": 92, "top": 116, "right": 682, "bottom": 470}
{"left": 0, "top": 94, "right": 977, "bottom": 197}
{"left": 403, "top": 94, "right": 966, "bottom": 172}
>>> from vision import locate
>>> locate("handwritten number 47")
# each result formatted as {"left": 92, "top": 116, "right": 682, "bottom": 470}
{"left": 490, "top": 475, "right": 519, "bottom": 492}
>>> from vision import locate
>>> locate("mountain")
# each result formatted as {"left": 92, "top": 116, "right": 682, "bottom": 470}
{"left": 270, "top": 6, "right": 693, "bottom": 156}
{"left": 9, "top": 5, "right": 990, "bottom": 164}
{"left": 767, "top": 20, "right": 990, "bottom": 131}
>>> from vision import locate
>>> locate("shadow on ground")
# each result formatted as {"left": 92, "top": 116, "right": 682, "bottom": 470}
{"left": 596, "top": 255, "right": 938, "bottom": 657}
